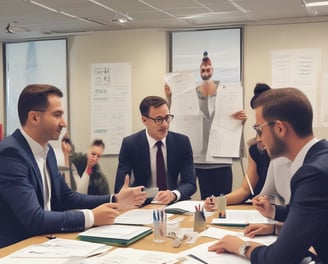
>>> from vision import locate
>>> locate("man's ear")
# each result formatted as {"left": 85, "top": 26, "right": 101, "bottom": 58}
{"left": 29, "top": 111, "right": 39, "bottom": 123}
{"left": 275, "top": 120, "right": 286, "bottom": 136}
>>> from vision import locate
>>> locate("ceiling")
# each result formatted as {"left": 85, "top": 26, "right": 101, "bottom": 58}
{"left": 1, "top": 0, "right": 328, "bottom": 42}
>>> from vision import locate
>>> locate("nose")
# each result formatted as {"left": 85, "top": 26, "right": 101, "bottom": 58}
{"left": 60, "top": 117, "right": 67, "bottom": 128}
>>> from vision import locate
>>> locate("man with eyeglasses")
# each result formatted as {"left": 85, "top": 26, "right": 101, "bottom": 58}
{"left": 61, "top": 137, "right": 109, "bottom": 195}
{"left": 114, "top": 96, "right": 197, "bottom": 205}
{"left": 208, "top": 87, "right": 328, "bottom": 264}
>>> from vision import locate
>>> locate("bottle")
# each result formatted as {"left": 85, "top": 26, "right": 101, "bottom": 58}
{"left": 216, "top": 194, "right": 226, "bottom": 218}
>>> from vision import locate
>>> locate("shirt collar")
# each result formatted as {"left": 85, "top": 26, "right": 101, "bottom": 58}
{"left": 290, "top": 137, "right": 319, "bottom": 176}
{"left": 20, "top": 128, "right": 49, "bottom": 158}
{"left": 145, "top": 129, "right": 166, "bottom": 148}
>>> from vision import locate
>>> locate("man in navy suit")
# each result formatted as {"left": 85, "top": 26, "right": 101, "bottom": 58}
{"left": 0, "top": 84, "right": 146, "bottom": 248}
{"left": 114, "top": 96, "right": 196, "bottom": 205}
{"left": 208, "top": 88, "right": 328, "bottom": 263}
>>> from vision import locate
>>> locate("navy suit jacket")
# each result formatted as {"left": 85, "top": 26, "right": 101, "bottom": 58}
{"left": 114, "top": 130, "right": 196, "bottom": 200}
{"left": 0, "top": 129, "right": 110, "bottom": 248}
{"left": 251, "top": 139, "right": 328, "bottom": 263}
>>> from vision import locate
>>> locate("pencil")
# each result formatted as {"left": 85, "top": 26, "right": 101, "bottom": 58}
{"left": 245, "top": 173, "right": 255, "bottom": 196}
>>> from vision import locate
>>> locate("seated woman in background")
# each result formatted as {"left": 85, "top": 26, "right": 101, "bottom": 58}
{"left": 204, "top": 83, "right": 272, "bottom": 209}
{"left": 204, "top": 134, "right": 270, "bottom": 209}
{"left": 61, "top": 135, "right": 110, "bottom": 195}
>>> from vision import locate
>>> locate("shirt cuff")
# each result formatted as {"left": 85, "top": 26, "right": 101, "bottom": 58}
{"left": 172, "top": 190, "right": 181, "bottom": 202}
{"left": 109, "top": 194, "right": 116, "bottom": 203}
{"left": 81, "top": 209, "right": 94, "bottom": 228}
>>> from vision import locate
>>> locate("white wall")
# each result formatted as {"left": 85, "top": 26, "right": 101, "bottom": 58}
{"left": 2, "top": 21, "right": 328, "bottom": 198}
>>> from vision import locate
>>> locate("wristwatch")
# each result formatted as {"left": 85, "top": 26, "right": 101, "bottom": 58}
{"left": 238, "top": 241, "right": 250, "bottom": 256}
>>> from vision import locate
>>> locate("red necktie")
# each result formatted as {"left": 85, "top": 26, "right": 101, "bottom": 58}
{"left": 155, "top": 141, "right": 167, "bottom": 190}
{"left": 87, "top": 166, "right": 92, "bottom": 175}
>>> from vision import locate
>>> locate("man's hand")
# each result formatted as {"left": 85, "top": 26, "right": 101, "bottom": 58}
{"left": 152, "top": 190, "right": 175, "bottom": 205}
{"left": 244, "top": 223, "right": 274, "bottom": 238}
{"left": 208, "top": 235, "right": 245, "bottom": 255}
{"left": 116, "top": 175, "right": 147, "bottom": 210}
{"left": 92, "top": 203, "right": 119, "bottom": 226}
{"left": 252, "top": 195, "right": 275, "bottom": 219}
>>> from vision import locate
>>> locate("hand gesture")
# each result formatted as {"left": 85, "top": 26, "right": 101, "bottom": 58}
{"left": 116, "top": 175, "right": 147, "bottom": 210}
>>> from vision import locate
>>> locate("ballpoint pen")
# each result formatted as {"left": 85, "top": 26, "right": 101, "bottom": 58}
{"left": 245, "top": 173, "right": 255, "bottom": 196}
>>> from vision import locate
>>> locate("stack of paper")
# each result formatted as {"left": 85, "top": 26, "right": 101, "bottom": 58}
{"left": 78, "top": 224, "right": 152, "bottom": 246}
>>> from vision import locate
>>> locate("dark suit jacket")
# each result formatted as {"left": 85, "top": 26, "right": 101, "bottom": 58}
{"left": 0, "top": 129, "right": 110, "bottom": 248}
{"left": 114, "top": 130, "right": 196, "bottom": 201}
{"left": 251, "top": 139, "right": 328, "bottom": 264}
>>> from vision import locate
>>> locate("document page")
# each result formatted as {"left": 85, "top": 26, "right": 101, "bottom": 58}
{"left": 211, "top": 210, "right": 274, "bottom": 226}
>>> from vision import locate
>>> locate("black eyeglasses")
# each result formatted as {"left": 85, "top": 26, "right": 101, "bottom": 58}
{"left": 253, "top": 121, "right": 276, "bottom": 137}
{"left": 144, "top": 114, "right": 174, "bottom": 124}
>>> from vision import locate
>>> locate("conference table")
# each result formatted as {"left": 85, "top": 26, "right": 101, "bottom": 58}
{"left": 0, "top": 203, "right": 254, "bottom": 260}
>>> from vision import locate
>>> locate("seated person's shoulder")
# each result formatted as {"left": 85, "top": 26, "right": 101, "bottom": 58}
{"left": 70, "top": 152, "right": 86, "bottom": 163}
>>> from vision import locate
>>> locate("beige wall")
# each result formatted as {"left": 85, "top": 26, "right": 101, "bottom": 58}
{"left": 1, "top": 22, "right": 328, "bottom": 198}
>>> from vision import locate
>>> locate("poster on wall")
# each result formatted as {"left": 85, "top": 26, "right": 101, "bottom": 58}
{"left": 271, "top": 48, "right": 325, "bottom": 127}
{"left": 91, "top": 63, "right": 132, "bottom": 154}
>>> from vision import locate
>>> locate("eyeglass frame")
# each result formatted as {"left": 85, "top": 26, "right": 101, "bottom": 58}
{"left": 144, "top": 114, "right": 174, "bottom": 124}
{"left": 253, "top": 120, "right": 277, "bottom": 137}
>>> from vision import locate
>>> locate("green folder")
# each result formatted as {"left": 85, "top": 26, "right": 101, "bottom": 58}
{"left": 77, "top": 224, "right": 153, "bottom": 246}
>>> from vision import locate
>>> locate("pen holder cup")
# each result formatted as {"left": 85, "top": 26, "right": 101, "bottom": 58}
{"left": 216, "top": 195, "right": 227, "bottom": 218}
{"left": 193, "top": 211, "right": 206, "bottom": 232}
{"left": 153, "top": 218, "right": 167, "bottom": 243}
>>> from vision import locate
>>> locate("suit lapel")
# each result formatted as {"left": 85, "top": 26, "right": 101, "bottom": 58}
{"left": 12, "top": 129, "right": 45, "bottom": 206}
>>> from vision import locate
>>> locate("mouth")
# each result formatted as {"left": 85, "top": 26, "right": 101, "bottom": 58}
{"left": 158, "top": 128, "right": 167, "bottom": 134}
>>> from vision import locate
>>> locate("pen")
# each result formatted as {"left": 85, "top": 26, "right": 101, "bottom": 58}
{"left": 188, "top": 254, "right": 208, "bottom": 264}
{"left": 245, "top": 173, "right": 255, "bottom": 196}
{"left": 153, "top": 210, "right": 157, "bottom": 221}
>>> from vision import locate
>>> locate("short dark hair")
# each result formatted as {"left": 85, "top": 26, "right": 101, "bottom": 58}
{"left": 91, "top": 139, "right": 105, "bottom": 149}
{"left": 250, "top": 83, "right": 271, "bottom": 109}
{"left": 253, "top": 87, "right": 313, "bottom": 137}
{"left": 139, "top": 96, "right": 168, "bottom": 116}
{"left": 18, "top": 84, "right": 63, "bottom": 126}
